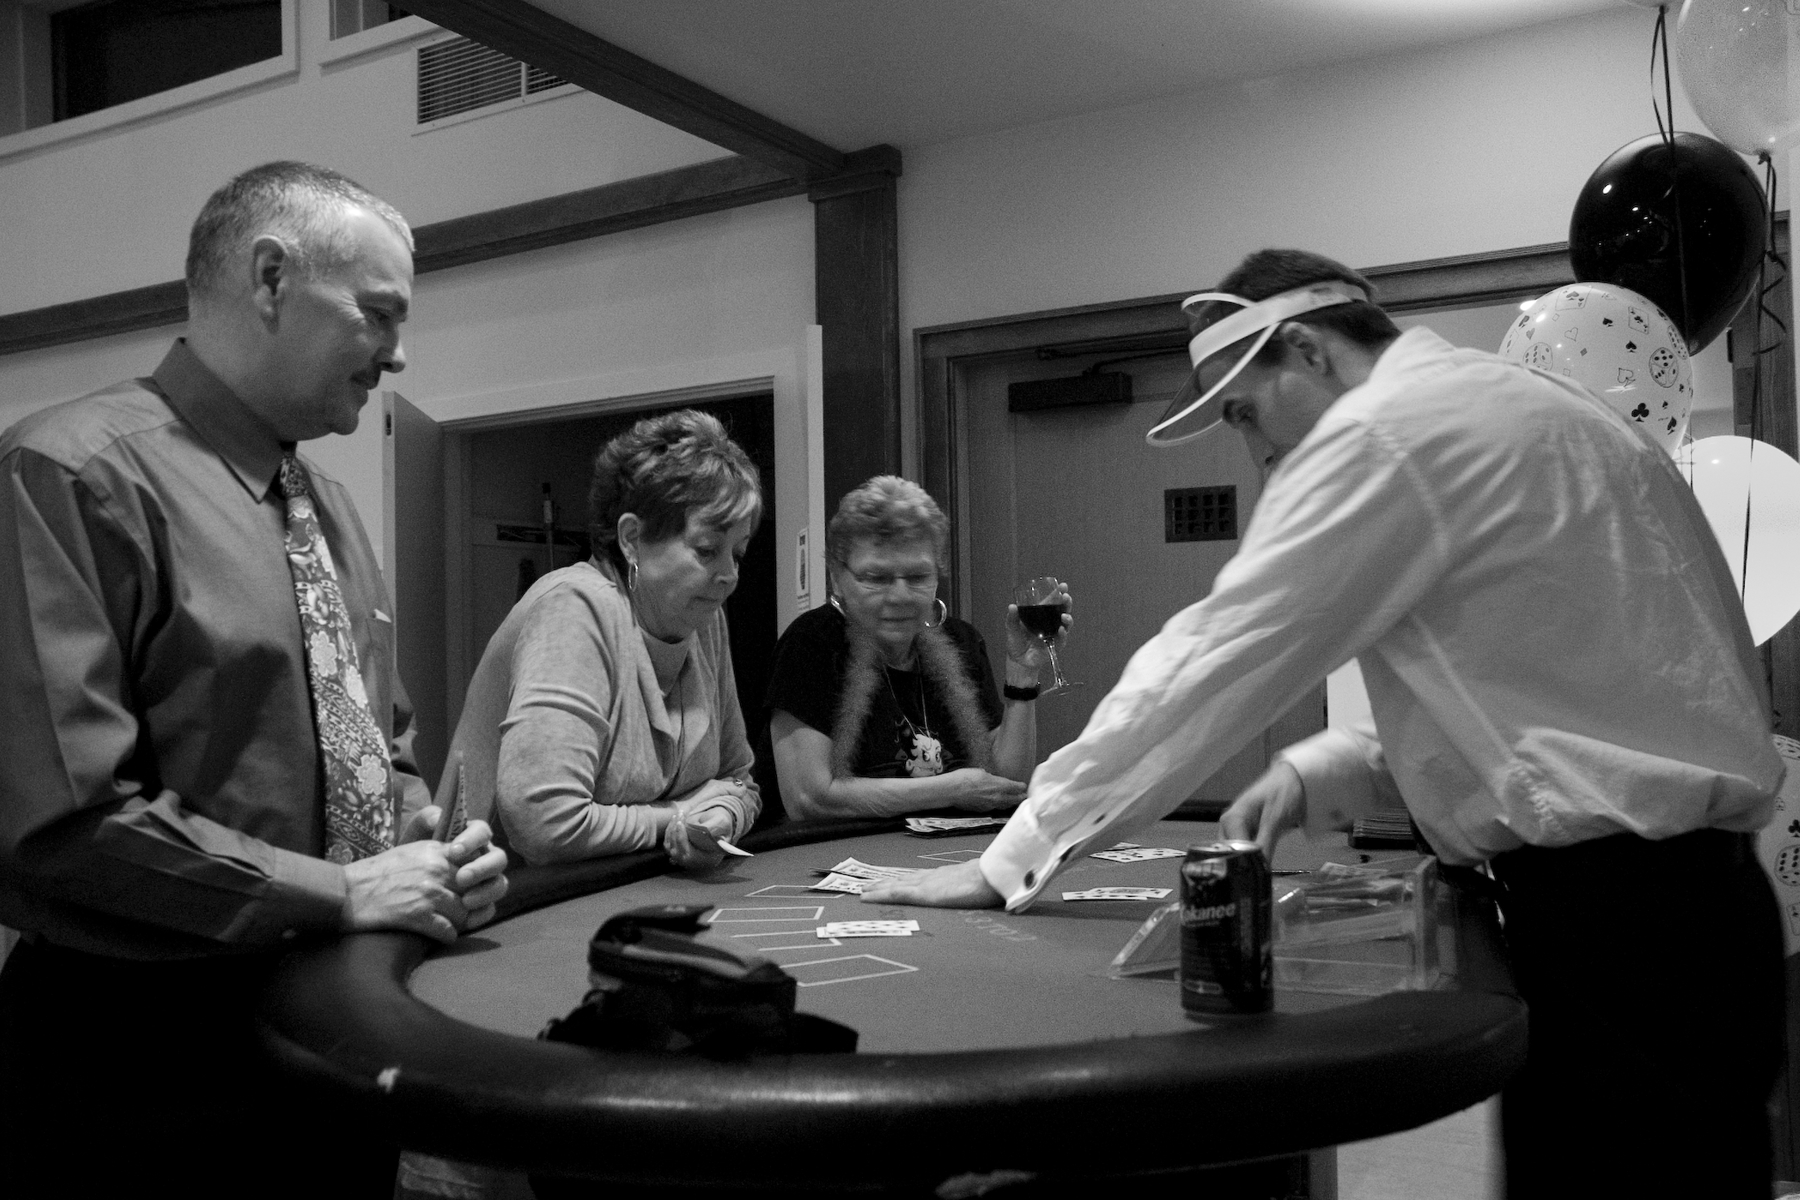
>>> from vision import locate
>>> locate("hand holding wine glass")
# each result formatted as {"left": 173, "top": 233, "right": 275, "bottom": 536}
{"left": 1009, "top": 576, "right": 1078, "bottom": 694}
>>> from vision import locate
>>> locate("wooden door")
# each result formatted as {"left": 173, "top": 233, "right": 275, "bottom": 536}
{"left": 384, "top": 391, "right": 448, "bottom": 791}
{"left": 958, "top": 349, "right": 1322, "bottom": 805}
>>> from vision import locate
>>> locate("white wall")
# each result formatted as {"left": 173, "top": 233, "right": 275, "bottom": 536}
{"left": 0, "top": 3, "right": 723, "bottom": 314}
{"left": 894, "top": 6, "right": 1702, "bottom": 468}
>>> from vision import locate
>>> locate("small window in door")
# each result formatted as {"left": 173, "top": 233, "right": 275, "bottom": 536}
{"left": 1165, "top": 486, "right": 1238, "bottom": 542}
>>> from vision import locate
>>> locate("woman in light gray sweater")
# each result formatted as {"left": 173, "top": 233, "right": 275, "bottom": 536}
{"left": 440, "top": 409, "right": 762, "bottom": 868}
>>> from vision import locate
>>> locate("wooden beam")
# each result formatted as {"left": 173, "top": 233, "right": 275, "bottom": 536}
{"left": 810, "top": 152, "right": 902, "bottom": 506}
{"left": 0, "top": 155, "right": 805, "bottom": 357}
{"left": 412, "top": 154, "right": 802, "bottom": 272}
{"left": 392, "top": 0, "right": 845, "bottom": 181}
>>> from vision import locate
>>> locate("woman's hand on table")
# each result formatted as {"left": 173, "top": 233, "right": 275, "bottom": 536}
{"left": 860, "top": 858, "right": 1003, "bottom": 909}
{"left": 1004, "top": 578, "right": 1074, "bottom": 668}
{"left": 665, "top": 803, "right": 739, "bottom": 870}
{"left": 942, "top": 767, "right": 1026, "bottom": 813}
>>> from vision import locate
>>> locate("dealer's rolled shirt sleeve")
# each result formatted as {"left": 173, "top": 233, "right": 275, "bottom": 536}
{"left": 1276, "top": 722, "right": 1406, "bottom": 840}
{"left": 982, "top": 418, "right": 1446, "bottom": 909}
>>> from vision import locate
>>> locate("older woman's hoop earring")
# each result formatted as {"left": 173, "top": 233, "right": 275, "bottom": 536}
{"left": 923, "top": 599, "right": 947, "bottom": 628}
{"left": 626, "top": 558, "right": 639, "bottom": 592}
{"left": 827, "top": 594, "right": 845, "bottom": 616}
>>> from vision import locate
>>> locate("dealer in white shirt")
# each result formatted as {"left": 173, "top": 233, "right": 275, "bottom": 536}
{"left": 863, "top": 248, "right": 1786, "bottom": 1199}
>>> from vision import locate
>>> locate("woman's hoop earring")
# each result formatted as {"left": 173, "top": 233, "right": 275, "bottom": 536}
{"left": 923, "top": 598, "right": 947, "bottom": 628}
{"left": 626, "top": 558, "right": 639, "bottom": 592}
{"left": 827, "top": 594, "right": 845, "bottom": 616}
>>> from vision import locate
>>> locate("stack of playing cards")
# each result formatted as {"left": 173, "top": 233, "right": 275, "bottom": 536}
{"left": 1089, "top": 846, "right": 1183, "bottom": 863}
{"left": 903, "top": 816, "right": 1008, "bottom": 838}
{"left": 810, "top": 858, "right": 928, "bottom": 894}
{"left": 1062, "top": 887, "right": 1173, "bottom": 901}
{"left": 817, "top": 920, "right": 920, "bottom": 939}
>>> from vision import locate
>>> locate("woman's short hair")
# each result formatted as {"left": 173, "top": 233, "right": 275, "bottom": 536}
{"left": 826, "top": 476, "right": 949, "bottom": 570}
{"left": 588, "top": 410, "right": 762, "bottom": 570}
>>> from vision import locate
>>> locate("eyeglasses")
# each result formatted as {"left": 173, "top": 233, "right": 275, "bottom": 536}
{"left": 845, "top": 568, "right": 938, "bottom": 594}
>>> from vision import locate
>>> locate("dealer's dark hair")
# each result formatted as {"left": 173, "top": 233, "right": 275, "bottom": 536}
{"left": 1189, "top": 248, "right": 1400, "bottom": 368}
{"left": 826, "top": 476, "right": 950, "bottom": 573}
{"left": 186, "top": 161, "right": 412, "bottom": 302}
{"left": 588, "top": 409, "right": 763, "bottom": 574}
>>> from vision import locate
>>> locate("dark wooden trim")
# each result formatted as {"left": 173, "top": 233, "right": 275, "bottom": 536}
{"left": 0, "top": 280, "right": 190, "bottom": 358}
{"left": 412, "top": 154, "right": 803, "bottom": 273}
{"left": 393, "top": 0, "right": 845, "bottom": 181}
{"left": 0, "top": 155, "right": 806, "bottom": 357}
{"left": 813, "top": 172, "right": 901, "bottom": 504}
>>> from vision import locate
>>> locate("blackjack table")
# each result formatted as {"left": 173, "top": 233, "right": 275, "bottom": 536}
{"left": 256, "top": 815, "right": 1525, "bottom": 1198}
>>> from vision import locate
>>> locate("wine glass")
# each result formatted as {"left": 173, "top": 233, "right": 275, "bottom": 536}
{"left": 1013, "top": 576, "right": 1078, "bottom": 694}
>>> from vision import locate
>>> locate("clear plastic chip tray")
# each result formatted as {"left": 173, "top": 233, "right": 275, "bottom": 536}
{"left": 1107, "top": 855, "right": 1441, "bottom": 996}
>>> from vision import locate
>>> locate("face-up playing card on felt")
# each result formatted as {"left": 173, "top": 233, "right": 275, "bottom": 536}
{"left": 1061, "top": 887, "right": 1173, "bottom": 901}
{"left": 810, "top": 873, "right": 868, "bottom": 894}
{"left": 817, "top": 920, "right": 920, "bottom": 938}
{"left": 1089, "top": 847, "right": 1182, "bottom": 863}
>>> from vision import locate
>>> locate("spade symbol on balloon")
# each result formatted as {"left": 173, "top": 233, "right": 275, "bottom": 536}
{"left": 1569, "top": 132, "right": 1767, "bottom": 354}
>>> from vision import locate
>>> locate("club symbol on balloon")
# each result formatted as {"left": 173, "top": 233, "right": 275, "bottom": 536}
{"left": 1631, "top": 404, "right": 1649, "bottom": 421}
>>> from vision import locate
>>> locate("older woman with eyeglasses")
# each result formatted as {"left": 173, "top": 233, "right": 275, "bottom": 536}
{"left": 761, "top": 476, "right": 1071, "bottom": 821}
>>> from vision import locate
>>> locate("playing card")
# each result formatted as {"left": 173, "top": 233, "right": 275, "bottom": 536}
{"left": 1090, "top": 847, "right": 1183, "bottom": 863}
{"left": 810, "top": 873, "right": 868, "bottom": 894}
{"left": 903, "top": 816, "right": 1007, "bottom": 838}
{"left": 820, "top": 858, "right": 927, "bottom": 882}
{"left": 1061, "top": 887, "right": 1173, "bottom": 901}
{"left": 684, "top": 823, "right": 754, "bottom": 857}
{"left": 816, "top": 920, "right": 920, "bottom": 938}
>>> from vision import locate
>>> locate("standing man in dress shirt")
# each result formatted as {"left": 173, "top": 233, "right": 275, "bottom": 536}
{"left": 0, "top": 162, "right": 507, "bottom": 1197}
{"left": 865, "top": 248, "right": 1785, "bottom": 1197}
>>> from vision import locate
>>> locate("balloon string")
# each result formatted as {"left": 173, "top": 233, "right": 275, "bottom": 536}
{"left": 1741, "top": 155, "right": 1787, "bottom": 612}
{"left": 1650, "top": 7, "right": 1694, "bottom": 348}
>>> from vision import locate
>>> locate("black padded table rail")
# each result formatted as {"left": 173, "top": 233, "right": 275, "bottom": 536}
{"left": 255, "top": 817, "right": 1525, "bottom": 1195}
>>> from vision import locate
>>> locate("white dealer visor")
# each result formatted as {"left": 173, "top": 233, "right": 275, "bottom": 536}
{"left": 1146, "top": 280, "right": 1368, "bottom": 448}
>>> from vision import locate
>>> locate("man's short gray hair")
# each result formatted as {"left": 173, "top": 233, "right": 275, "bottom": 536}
{"left": 185, "top": 161, "right": 413, "bottom": 300}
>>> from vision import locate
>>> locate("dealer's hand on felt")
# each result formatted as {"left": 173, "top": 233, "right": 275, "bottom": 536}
{"left": 859, "top": 858, "right": 1004, "bottom": 908}
{"left": 1220, "top": 759, "right": 1307, "bottom": 860}
{"left": 943, "top": 767, "right": 1026, "bottom": 813}
{"left": 341, "top": 820, "right": 509, "bottom": 943}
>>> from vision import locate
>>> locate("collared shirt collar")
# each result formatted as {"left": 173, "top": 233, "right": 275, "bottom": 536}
{"left": 150, "top": 339, "right": 288, "bottom": 502}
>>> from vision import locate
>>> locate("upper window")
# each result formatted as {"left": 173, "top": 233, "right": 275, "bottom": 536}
{"left": 51, "top": 0, "right": 282, "bottom": 122}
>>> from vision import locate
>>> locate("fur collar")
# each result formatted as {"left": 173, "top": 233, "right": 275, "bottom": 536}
{"left": 827, "top": 613, "right": 995, "bottom": 778}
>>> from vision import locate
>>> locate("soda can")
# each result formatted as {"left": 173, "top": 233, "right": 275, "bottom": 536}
{"left": 1179, "top": 840, "right": 1272, "bottom": 1015}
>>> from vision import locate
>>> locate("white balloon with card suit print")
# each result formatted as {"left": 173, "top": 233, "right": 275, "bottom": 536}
{"left": 1498, "top": 282, "right": 1693, "bottom": 454}
{"left": 1676, "top": 435, "right": 1800, "bottom": 644}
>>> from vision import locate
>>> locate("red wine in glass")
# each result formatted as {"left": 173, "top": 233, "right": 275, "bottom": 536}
{"left": 1016, "top": 604, "right": 1066, "bottom": 639}
{"left": 1012, "top": 577, "right": 1078, "bottom": 693}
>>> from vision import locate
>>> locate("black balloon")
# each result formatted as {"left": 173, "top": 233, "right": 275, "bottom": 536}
{"left": 1569, "top": 131, "right": 1767, "bottom": 354}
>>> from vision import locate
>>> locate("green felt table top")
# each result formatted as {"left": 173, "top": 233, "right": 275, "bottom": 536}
{"left": 410, "top": 820, "right": 1433, "bottom": 1054}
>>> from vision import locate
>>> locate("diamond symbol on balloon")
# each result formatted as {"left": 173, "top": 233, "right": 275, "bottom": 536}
{"left": 1617, "top": 368, "right": 1636, "bottom": 385}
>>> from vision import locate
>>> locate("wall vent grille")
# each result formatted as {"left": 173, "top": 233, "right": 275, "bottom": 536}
{"left": 417, "top": 37, "right": 566, "bottom": 124}
{"left": 1165, "top": 486, "right": 1238, "bottom": 542}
